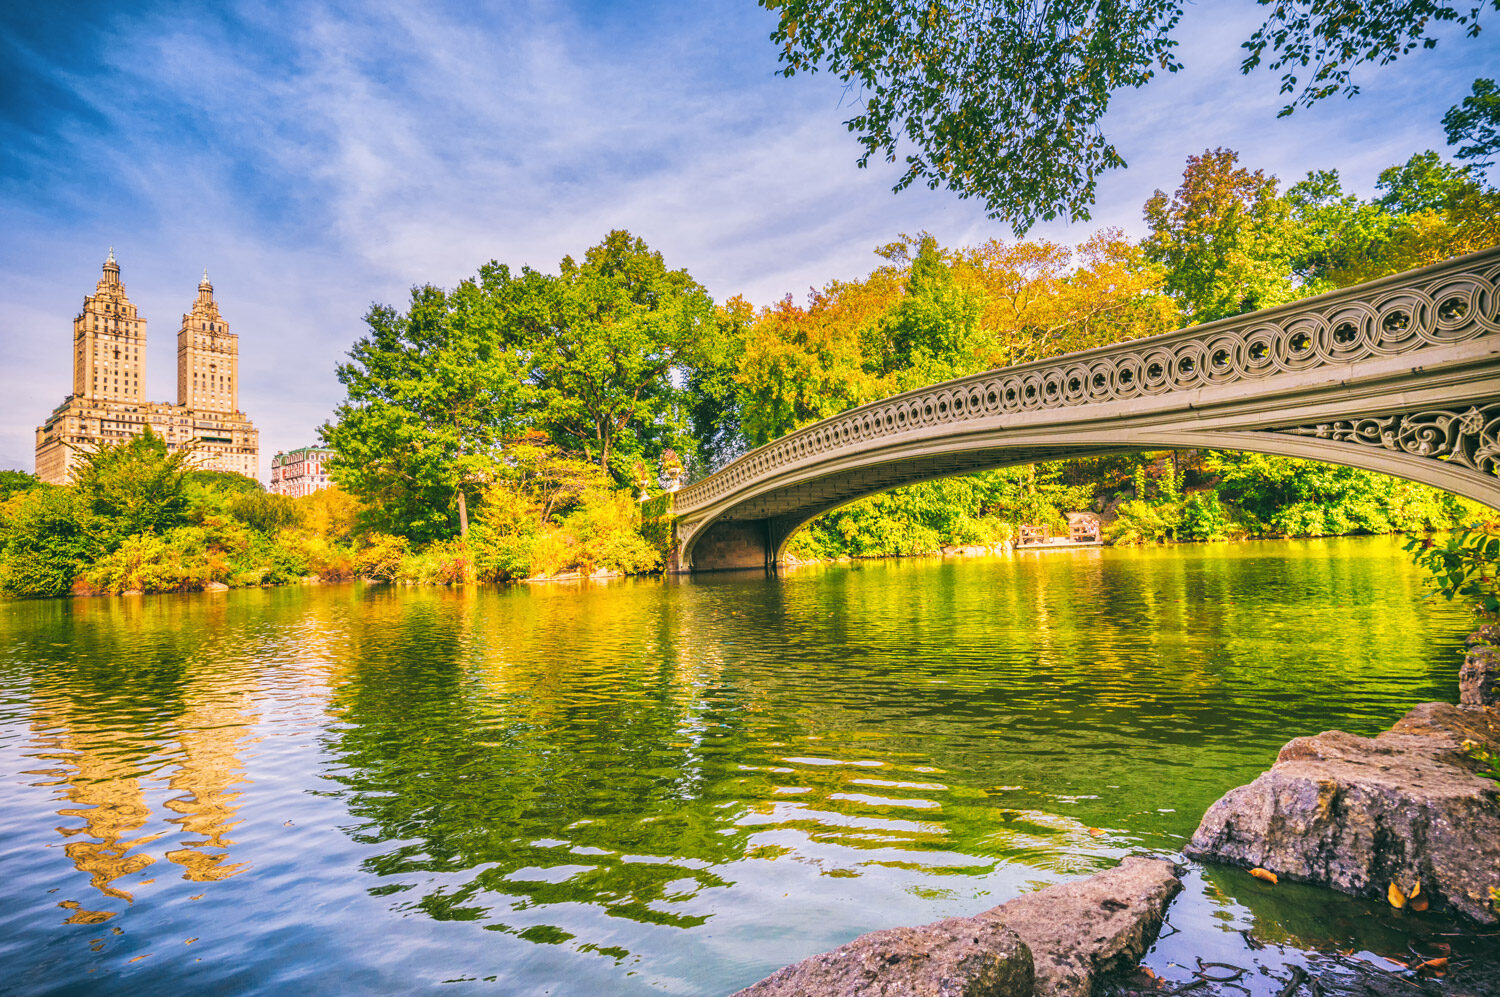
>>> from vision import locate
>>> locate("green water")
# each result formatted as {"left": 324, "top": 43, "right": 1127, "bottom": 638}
{"left": 0, "top": 537, "right": 1481, "bottom": 994}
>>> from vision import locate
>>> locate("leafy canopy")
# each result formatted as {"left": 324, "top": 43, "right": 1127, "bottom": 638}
{"left": 1243, "top": 1, "right": 1500, "bottom": 115}
{"left": 763, "top": 0, "right": 1182, "bottom": 231}
{"left": 322, "top": 279, "right": 529, "bottom": 542}
{"left": 1443, "top": 77, "right": 1500, "bottom": 169}
{"left": 760, "top": 0, "right": 1497, "bottom": 230}
{"left": 322, "top": 230, "right": 713, "bottom": 543}
{"left": 72, "top": 426, "right": 193, "bottom": 551}
{"left": 521, "top": 230, "right": 714, "bottom": 475}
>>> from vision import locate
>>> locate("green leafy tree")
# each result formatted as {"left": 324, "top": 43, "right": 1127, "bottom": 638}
{"left": 685, "top": 298, "right": 753, "bottom": 473}
{"left": 323, "top": 280, "right": 529, "bottom": 542}
{"left": 761, "top": 0, "right": 1182, "bottom": 231}
{"left": 0, "top": 485, "right": 90, "bottom": 596}
{"left": 1309, "top": 151, "right": 1500, "bottom": 285}
{"left": 1376, "top": 150, "right": 1483, "bottom": 214}
{"left": 1444, "top": 77, "right": 1500, "bottom": 171}
{"left": 188, "top": 469, "right": 264, "bottom": 494}
{"left": 1242, "top": 1, "right": 1499, "bottom": 115}
{"left": 524, "top": 230, "right": 715, "bottom": 477}
{"left": 1284, "top": 169, "right": 1397, "bottom": 289}
{"left": 1406, "top": 523, "right": 1500, "bottom": 615}
{"left": 760, "top": 0, "right": 1496, "bottom": 229}
{"left": 71, "top": 427, "right": 192, "bottom": 552}
{"left": 872, "top": 236, "right": 985, "bottom": 386}
{"left": 0, "top": 470, "right": 39, "bottom": 501}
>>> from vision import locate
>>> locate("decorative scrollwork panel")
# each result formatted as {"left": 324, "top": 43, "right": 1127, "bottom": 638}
{"left": 1273, "top": 404, "right": 1500, "bottom": 477}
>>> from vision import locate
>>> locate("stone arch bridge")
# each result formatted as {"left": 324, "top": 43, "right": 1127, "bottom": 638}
{"left": 671, "top": 246, "right": 1500, "bottom": 572}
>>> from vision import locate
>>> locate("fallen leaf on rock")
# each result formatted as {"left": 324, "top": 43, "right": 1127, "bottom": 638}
{"left": 1389, "top": 882, "right": 1407, "bottom": 908}
{"left": 1249, "top": 867, "right": 1278, "bottom": 884}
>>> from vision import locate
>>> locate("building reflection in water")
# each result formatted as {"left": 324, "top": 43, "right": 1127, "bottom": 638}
{"left": 162, "top": 683, "right": 256, "bottom": 883}
{"left": 32, "top": 721, "right": 158, "bottom": 908}
{"left": 23, "top": 594, "right": 264, "bottom": 913}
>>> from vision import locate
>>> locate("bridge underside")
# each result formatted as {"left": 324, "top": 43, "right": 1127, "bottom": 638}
{"left": 680, "top": 445, "right": 1123, "bottom": 571}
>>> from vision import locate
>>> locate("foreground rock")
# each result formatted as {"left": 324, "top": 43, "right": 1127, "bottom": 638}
{"left": 732, "top": 916, "right": 1033, "bottom": 997}
{"left": 733, "top": 856, "right": 1181, "bottom": 997}
{"left": 1186, "top": 701, "right": 1500, "bottom": 924}
{"left": 981, "top": 856, "right": 1182, "bottom": 997}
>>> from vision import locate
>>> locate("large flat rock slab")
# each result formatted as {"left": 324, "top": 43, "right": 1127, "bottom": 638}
{"left": 1186, "top": 701, "right": 1500, "bottom": 924}
{"left": 732, "top": 856, "right": 1181, "bottom": 997}
{"left": 731, "top": 915, "right": 1033, "bottom": 997}
{"left": 982, "top": 856, "right": 1182, "bottom": 997}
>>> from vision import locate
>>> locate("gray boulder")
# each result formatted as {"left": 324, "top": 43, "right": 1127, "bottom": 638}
{"left": 731, "top": 915, "right": 1033, "bottom": 997}
{"left": 732, "top": 856, "right": 1182, "bottom": 997}
{"left": 1186, "top": 701, "right": 1500, "bottom": 924}
{"left": 1463, "top": 629, "right": 1500, "bottom": 707}
{"left": 982, "top": 856, "right": 1181, "bottom": 997}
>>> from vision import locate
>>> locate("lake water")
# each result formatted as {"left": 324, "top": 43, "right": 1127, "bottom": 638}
{"left": 0, "top": 537, "right": 1484, "bottom": 994}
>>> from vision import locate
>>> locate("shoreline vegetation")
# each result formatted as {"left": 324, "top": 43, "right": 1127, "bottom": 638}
{"left": 4, "top": 145, "right": 1499, "bottom": 598}
{"left": 0, "top": 436, "right": 1482, "bottom": 599}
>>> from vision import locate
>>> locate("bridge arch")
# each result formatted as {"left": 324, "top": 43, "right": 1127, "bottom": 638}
{"left": 672, "top": 247, "right": 1500, "bottom": 572}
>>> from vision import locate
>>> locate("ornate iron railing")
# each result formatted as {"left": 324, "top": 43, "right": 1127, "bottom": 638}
{"left": 674, "top": 246, "right": 1500, "bottom": 514}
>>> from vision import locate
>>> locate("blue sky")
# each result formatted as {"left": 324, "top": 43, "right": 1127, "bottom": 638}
{"left": 2, "top": 1, "right": 1496, "bottom": 476}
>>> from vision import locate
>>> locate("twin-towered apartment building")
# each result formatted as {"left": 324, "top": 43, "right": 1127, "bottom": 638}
{"left": 35, "top": 251, "right": 260, "bottom": 484}
{"left": 35, "top": 251, "right": 340, "bottom": 497}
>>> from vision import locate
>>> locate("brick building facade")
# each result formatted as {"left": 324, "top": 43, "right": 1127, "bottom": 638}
{"left": 269, "top": 447, "right": 335, "bottom": 497}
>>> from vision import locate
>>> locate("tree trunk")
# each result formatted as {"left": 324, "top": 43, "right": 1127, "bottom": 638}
{"left": 457, "top": 488, "right": 469, "bottom": 538}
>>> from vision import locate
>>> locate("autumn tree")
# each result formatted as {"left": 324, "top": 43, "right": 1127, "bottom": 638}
{"left": 953, "top": 231, "right": 1175, "bottom": 366}
{"left": 1143, "top": 148, "right": 1297, "bottom": 321}
{"left": 735, "top": 271, "right": 904, "bottom": 446}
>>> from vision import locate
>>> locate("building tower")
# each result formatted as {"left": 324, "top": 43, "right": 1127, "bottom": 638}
{"left": 177, "top": 270, "right": 238, "bottom": 412}
{"left": 36, "top": 253, "right": 260, "bottom": 486}
{"left": 73, "top": 249, "right": 147, "bottom": 404}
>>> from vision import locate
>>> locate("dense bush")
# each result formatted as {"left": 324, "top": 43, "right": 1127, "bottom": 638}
{"left": 0, "top": 485, "right": 91, "bottom": 596}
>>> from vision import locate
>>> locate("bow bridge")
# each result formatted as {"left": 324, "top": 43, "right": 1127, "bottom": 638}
{"left": 670, "top": 246, "right": 1500, "bottom": 572}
